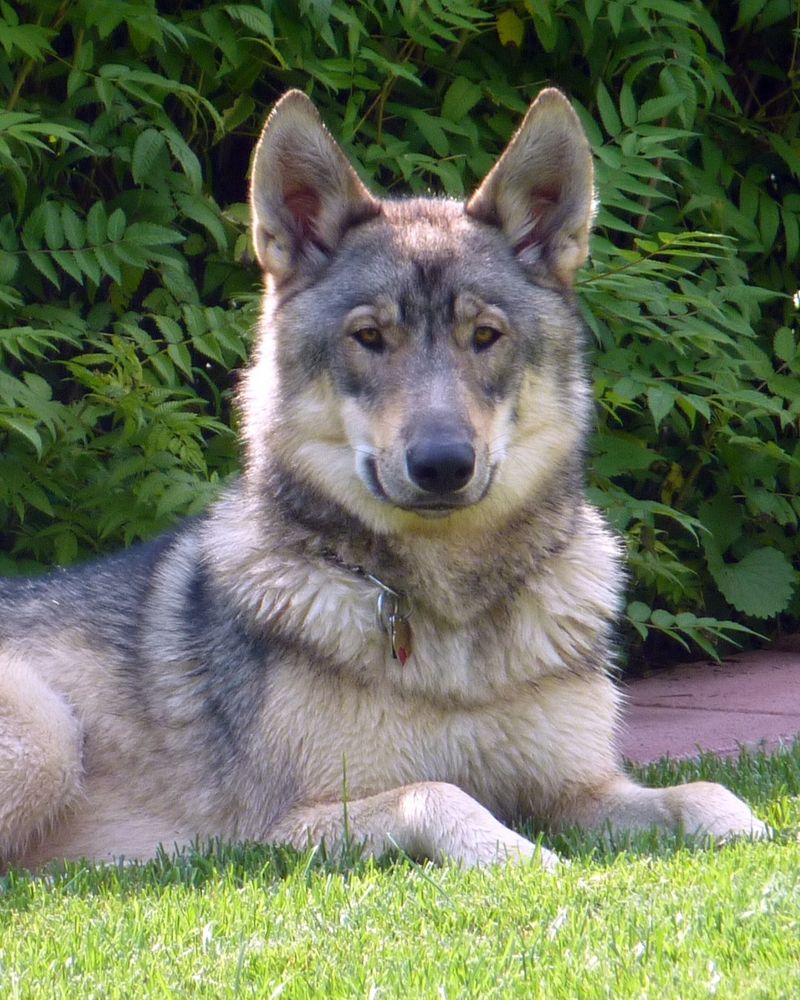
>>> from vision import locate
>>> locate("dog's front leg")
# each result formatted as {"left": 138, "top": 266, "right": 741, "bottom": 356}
{"left": 0, "top": 654, "right": 84, "bottom": 864}
{"left": 551, "top": 773, "right": 768, "bottom": 842}
{"left": 269, "top": 781, "right": 558, "bottom": 869}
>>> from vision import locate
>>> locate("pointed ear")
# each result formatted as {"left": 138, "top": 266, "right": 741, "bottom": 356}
{"left": 466, "top": 88, "right": 595, "bottom": 286}
{"left": 250, "top": 91, "right": 380, "bottom": 280}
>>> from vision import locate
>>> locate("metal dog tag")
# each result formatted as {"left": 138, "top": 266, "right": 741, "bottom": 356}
{"left": 389, "top": 615, "right": 412, "bottom": 666}
{"left": 377, "top": 589, "right": 413, "bottom": 665}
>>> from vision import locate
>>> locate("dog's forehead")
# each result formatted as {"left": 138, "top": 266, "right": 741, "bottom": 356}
{"left": 290, "top": 194, "right": 545, "bottom": 330}
{"left": 380, "top": 197, "right": 483, "bottom": 255}
{"left": 341, "top": 198, "right": 513, "bottom": 298}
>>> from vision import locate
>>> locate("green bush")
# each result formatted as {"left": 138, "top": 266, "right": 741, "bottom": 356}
{"left": 1, "top": 0, "right": 798, "bottom": 664}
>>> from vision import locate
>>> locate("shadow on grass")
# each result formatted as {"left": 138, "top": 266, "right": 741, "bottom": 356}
{"left": 0, "top": 837, "right": 388, "bottom": 905}
{"left": 3, "top": 740, "right": 797, "bottom": 904}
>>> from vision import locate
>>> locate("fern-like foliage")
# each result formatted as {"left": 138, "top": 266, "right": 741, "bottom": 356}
{"left": 1, "top": 0, "right": 798, "bottom": 664}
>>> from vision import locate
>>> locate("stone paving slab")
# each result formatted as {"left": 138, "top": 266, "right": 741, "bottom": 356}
{"left": 620, "top": 643, "right": 800, "bottom": 763}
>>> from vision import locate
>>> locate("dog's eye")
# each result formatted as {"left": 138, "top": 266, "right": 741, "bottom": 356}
{"left": 351, "top": 327, "right": 384, "bottom": 352}
{"left": 472, "top": 325, "right": 503, "bottom": 352}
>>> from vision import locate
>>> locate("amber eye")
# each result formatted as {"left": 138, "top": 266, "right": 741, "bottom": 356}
{"left": 472, "top": 325, "right": 503, "bottom": 352}
{"left": 351, "top": 327, "right": 384, "bottom": 352}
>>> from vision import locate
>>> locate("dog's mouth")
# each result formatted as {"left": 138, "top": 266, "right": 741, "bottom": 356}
{"left": 362, "top": 456, "right": 494, "bottom": 515}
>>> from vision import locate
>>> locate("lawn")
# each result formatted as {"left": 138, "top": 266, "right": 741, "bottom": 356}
{"left": 2, "top": 746, "right": 799, "bottom": 999}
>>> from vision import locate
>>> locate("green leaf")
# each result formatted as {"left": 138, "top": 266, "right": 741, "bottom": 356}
{"left": 735, "top": 0, "right": 769, "bottom": 28}
{"left": 627, "top": 601, "right": 651, "bottom": 623}
{"left": 226, "top": 4, "right": 275, "bottom": 40}
{"left": 607, "top": 0, "right": 624, "bottom": 34}
{"left": 94, "top": 245, "right": 122, "bottom": 285}
{"left": 770, "top": 134, "right": 800, "bottom": 179}
{"left": 442, "top": 77, "right": 483, "bottom": 123}
{"left": 593, "top": 436, "right": 659, "bottom": 477}
{"left": 585, "top": 0, "right": 603, "bottom": 22}
{"left": 710, "top": 548, "right": 795, "bottom": 619}
{"left": 107, "top": 208, "right": 126, "bottom": 242}
{"left": 428, "top": 159, "right": 464, "bottom": 196}
{"left": 132, "top": 128, "right": 167, "bottom": 186}
{"left": 54, "top": 530, "right": 78, "bottom": 566}
{"left": 650, "top": 609, "right": 675, "bottom": 627}
{"left": 637, "top": 93, "right": 686, "bottom": 123}
{"left": 153, "top": 315, "right": 184, "bottom": 344}
{"left": 28, "top": 250, "right": 60, "bottom": 288}
{"left": 61, "top": 206, "right": 85, "bottom": 249}
{"left": 43, "top": 202, "right": 64, "bottom": 250}
{"left": 759, "top": 190, "right": 780, "bottom": 249}
{"left": 0, "top": 249, "right": 19, "bottom": 283}
{"left": 596, "top": 82, "right": 621, "bottom": 137}
{"left": 167, "top": 341, "right": 193, "bottom": 376}
{"left": 75, "top": 248, "right": 101, "bottom": 285}
{"left": 359, "top": 48, "right": 422, "bottom": 86}
{"left": 406, "top": 110, "right": 449, "bottom": 157}
{"left": 164, "top": 130, "right": 202, "bottom": 193}
{"left": 619, "top": 84, "right": 637, "bottom": 128}
{"left": 20, "top": 481, "right": 54, "bottom": 516}
{"left": 222, "top": 93, "right": 256, "bottom": 134}
{"left": 86, "top": 202, "right": 107, "bottom": 246}
{"left": 0, "top": 416, "right": 42, "bottom": 455}
{"left": 646, "top": 386, "right": 676, "bottom": 428}
{"left": 774, "top": 327, "right": 795, "bottom": 363}
{"left": 125, "top": 223, "right": 185, "bottom": 247}
{"left": 175, "top": 193, "right": 228, "bottom": 252}
{"left": 51, "top": 249, "right": 84, "bottom": 284}
{"left": 0, "top": 21, "right": 55, "bottom": 60}
{"left": 496, "top": 10, "right": 524, "bottom": 47}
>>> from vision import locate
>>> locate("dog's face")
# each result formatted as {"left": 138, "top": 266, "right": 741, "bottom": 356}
{"left": 244, "top": 90, "right": 595, "bottom": 534}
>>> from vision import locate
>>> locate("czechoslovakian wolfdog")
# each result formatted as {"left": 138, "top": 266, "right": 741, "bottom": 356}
{"left": 0, "top": 89, "right": 765, "bottom": 871}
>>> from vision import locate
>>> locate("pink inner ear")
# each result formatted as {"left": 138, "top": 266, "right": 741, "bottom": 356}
{"left": 532, "top": 186, "right": 560, "bottom": 206}
{"left": 513, "top": 191, "right": 562, "bottom": 253}
{"left": 283, "top": 184, "right": 320, "bottom": 237}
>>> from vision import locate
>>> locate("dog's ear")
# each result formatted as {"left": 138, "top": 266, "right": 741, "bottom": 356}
{"left": 466, "top": 88, "right": 594, "bottom": 286}
{"left": 250, "top": 91, "right": 380, "bottom": 280}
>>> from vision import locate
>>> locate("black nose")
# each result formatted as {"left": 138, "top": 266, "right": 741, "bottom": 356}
{"left": 406, "top": 438, "right": 476, "bottom": 495}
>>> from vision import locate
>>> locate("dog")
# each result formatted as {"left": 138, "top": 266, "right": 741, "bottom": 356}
{"left": 0, "top": 88, "right": 766, "bottom": 871}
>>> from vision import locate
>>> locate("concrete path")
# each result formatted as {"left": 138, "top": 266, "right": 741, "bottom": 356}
{"left": 620, "top": 639, "right": 800, "bottom": 763}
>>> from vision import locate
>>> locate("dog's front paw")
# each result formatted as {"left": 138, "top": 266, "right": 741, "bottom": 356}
{"left": 465, "top": 830, "right": 560, "bottom": 871}
{"left": 403, "top": 782, "right": 559, "bottom": 870}
{"left": 453, "top": 834, "right": 560, "bottom": 871}
{"left": 667, "top": 781, "right": 768, "bottom": 841}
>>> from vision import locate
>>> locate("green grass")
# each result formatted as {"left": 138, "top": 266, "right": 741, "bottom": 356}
{"left": 2, "top": 745, "right": 800, "bottom": 999}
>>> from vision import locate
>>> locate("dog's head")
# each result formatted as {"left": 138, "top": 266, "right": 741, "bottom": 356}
{"left": 243, "top": 89, "right": 595, "bottom": 535}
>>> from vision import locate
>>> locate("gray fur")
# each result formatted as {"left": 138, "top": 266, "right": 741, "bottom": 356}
{"left": 0, "top": 89, "right": 765, "bottom": 870}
